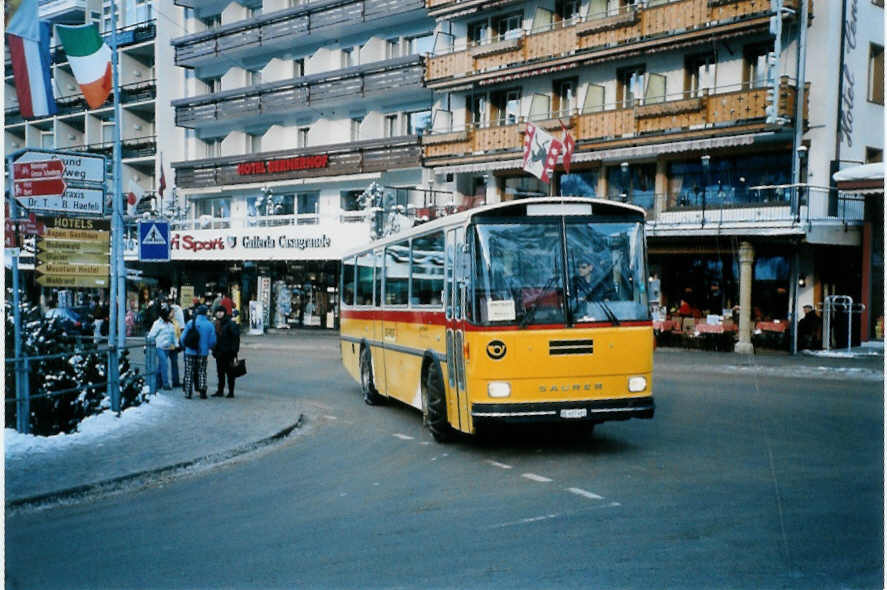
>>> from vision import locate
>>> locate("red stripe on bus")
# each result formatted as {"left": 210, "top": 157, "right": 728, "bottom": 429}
{"left": 341, "top": 309, "right": 651, "bottom": 330}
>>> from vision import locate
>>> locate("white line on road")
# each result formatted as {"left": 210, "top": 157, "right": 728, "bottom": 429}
{"left": 392, "top": 433, "right": 414, "bottom": 440}
{"left": 487, "top": 514, "right": 560, "bottom": 529}
{"left": 522, "top": 473, "right": 553, "bottom": 483}
{"left": 486, "top": 460, "right": 513, "bottom": 470}
{"left": 323, "top": 415, "right": 337, "bottom": 420}
{"left": 567, "top": 487, "right": 604, "bottom": 500}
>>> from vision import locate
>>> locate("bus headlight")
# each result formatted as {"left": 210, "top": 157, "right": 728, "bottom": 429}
{"left": 487, "top": 381, "right": 511, "bottom": 398}
{"left": 628, "top": 376, "right": 647, "bottom": 393}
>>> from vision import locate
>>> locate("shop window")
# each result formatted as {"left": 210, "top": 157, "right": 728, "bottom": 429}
{"left": 617, "top": 65, "right": 645, "bottom": 109}
{"left": 504, "top": 176, "right": 548, "bottom": 199}
{"left": 560, "top": 170, "right": 599, "bottom": 197}
{"left": 385, "top": 242, "right": 410, "bottom": 305}
{"left": 195, "top": 197, "right": 231, "bottom": 228}
{"left": 743, "top": 43, "right": 770, "bottom": 89}
{"left": 248, "top": 193, "right": 294, "bottom": 226}
{"left": 411, "top": 232, "right": 445, "bottom": 306}
{"left": 667, "top": 153, "right": 792, "bottom": 209}
{"left": 407, "top": 110, "right": 431, "bottom": 135}
{"left": 342, "top": 258, "right": 356, "bottom": 306}
{"left": 684, "top": 53, "right": 715, "bottom": 98}
{"left": 607, "top": 163, "right": 655, "bottom": 209}
{"left": 356, "top": 253, "right": 375, "bottom": 306}
{"left": 869, "top": 44, "right": 884, "bottom": 105}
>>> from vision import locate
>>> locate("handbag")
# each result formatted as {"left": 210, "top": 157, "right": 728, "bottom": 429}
{"left": 230, "top": 357, "right": 247, "bottom": 379}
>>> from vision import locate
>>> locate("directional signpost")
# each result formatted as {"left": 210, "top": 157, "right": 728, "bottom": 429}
{"left": 12, "top": 150, "right": 106, "bottom": 216}
{"left": 35, "top": 216, "right": 110, "bottom": 289}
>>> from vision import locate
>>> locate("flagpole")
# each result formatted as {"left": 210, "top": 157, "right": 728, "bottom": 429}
{"left": 108, "top": 0, "right": 126, "bottom": 413}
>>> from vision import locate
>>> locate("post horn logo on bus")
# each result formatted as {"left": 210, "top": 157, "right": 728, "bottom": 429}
{"left": 486, "top": 340, "right": 507, "bottom": 360}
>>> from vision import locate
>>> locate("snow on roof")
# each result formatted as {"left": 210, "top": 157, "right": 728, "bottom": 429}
{"left": 832, "top": 162, "right": 884, "bottom": 182}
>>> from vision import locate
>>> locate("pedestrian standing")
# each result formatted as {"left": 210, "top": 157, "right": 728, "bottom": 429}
{"left": 211, "top": 304, "right": 240, "bottom": 398}
{"left": 169, "top": 302, "right": 185, "bottom": 388}
{"left": 220, "top": 291, "right": 234, "bottom": 316}
{"left": 180, "top": 304, "right": 216, "bottom": 399}
{"left": 147, "top": 305, "right": 176, "bottom": 390}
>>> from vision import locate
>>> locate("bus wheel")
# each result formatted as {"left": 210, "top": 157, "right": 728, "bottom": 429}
{"left": 423, "top": 361, "right": 452, "bottom": 443}
{"left": 360, "top": 346, "right": 384, "bottom": 406}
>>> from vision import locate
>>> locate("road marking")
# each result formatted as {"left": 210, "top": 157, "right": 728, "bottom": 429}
{"left": 323, "top": 415, "right": 337, "bottom": 420}
{"left": 488, "top": 514, "right": 560, "bottom": 529}
{"left": 419, "top": 441, "right": 431, "bottom": 446}
{"left": 522, "top": 473, "right": 553, "bottom": 483}
{"left": 393, "top": 433, "right": 414, "bottom": 440}
{"left": 567, "top": 487, "right": 604, "bottom": 500}
{"left": 486, "top": 460, "right": 513, "bottom": 470}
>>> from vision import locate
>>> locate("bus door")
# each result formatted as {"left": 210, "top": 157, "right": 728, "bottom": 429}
{"left": 445, "top": 228, "right": 468, "bottom": 431}
{"left": 371, "top": 248, "right": 386, "bottom": 394}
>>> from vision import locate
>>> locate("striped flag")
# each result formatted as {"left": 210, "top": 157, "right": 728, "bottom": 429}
{"left": 5, "top": 0, "right": 57, "bottom": 119}
{"left": 56, "top": 23, "right": 112, "bottom": 109}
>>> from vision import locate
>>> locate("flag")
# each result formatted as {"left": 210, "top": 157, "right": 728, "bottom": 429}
{"left": 560, "top": 121, "right": 575, "bottom": 175}
{"left": 158, "top": 154, "right": 167, "bottom": 198}
{"left": 522, "top": 122, "right": 562, "bottom": 183}
{"left": 126, "top": 179, "right": 144, "bottom": 217}
{"left": 5, "top": 0, "right": 57, "bottom": 119}
{"left": 55, "top": 23, "right": 112, "bottom": 109}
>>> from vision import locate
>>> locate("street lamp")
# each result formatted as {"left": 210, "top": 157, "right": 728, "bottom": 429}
{"left": 620, "top": 161, "right": 629, "bottom": 203}
{"left": 700, "top": 154, "right": 710, "bottom": 227}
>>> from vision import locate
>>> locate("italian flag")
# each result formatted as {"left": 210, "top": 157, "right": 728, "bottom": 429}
{"left": 56, "top": 24, "right": 112, "bottom": 109}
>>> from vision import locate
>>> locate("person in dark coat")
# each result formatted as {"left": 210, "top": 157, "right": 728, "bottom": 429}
{"left": 180, "top": 304, "right": 216, "bottom": 399}
{"left": 211, "top": 303, "right": 240, "bottom": 398}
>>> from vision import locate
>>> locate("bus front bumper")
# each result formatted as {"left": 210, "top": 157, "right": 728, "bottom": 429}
{"left": 471, "top": 397, "right": 654, "bottom": 423}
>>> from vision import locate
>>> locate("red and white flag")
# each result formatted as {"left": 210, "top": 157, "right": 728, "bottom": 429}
{"left": 126, "top": 179, "right": 144, "bottom": 217}
{"left": 6, "top": 0, "right": 57, "bottom": 119}
{"left": 560, "top": 121, "right": 575, "bottom": 175}
{"left": 522, "top": 122, "right": 562, "bottom": 183}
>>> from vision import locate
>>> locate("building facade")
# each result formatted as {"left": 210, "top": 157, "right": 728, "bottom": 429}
{"left": 420, "top": 0, "right": 883, "bottom": 347}
{"left": 167, "top": 0, "right": 440, "bottom": 328}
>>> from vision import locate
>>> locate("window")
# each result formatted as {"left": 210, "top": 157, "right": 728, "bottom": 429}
{"left": 342, "top": 258, "right": 355, "bottom": 306}
{"left": 468, "top": 93, "right": 487, "bottom": 125}
{"left": 874, "top": 0, "right": 884, "bottom": 7}
{"left": 560, "top": 171, "right": 599, "bottom": 197}
{"left": 493, "top": 12, "right": 523, "bottom": 40}
{"left": 385, "top": 242, "right": 410, "bottom": 305}
{"left": 555, "top": 0, "right": 580, "bottom": 21}
{"left": 247, "top": 133, "right": 261, "bottom": 153}
{"left": 617, "top": 66, "right": 645, "bottom": 108}
{"left": 385, "top": 38, "right": 399, "bottom": 59}
{"left": 102, "top": 122, "right": 114, "bottom": 143}
{"left": 407, "top": 34, "right": 434, "bottom": 55}
{"left": 340, "top": 190, "right": 363, "bottom": 211}
{"left": 205, "top": 138, "right": 221, "bottom": 158}
{"left": 685, "top": 53, "right": 716, "bottom": 98}
{"left": 553, "top": 78, "right": 577, "bottom": 117}
{"left": 196, "top": 197, "right": 231, "bottom": 220}
{"left": 667, "top": 153, "right": 793, "bottom": 209}
{"left": 297, "top": 127, "right": 309, "bottom": 148}
{"left": 744, "top": 44, "right": 770, "bottom": 89}
{"left": 374, "top": 249, "right": 383, "bottom": 308}
{"left": 248, "top": 69, "right": 262, "bottom": 86}
{"left": 205, "top": 76, "right": 221, "bottom": 93}
{"left": 292, "top": 58, "right": 304, "bottom": 77}
{"left": 135, "top": 0, "right": 152, "bottom": 23}
{"left": 356, "top": 253, "right": 375, "bottom": 306}
{"left": 490, "top": 88, "right": 520, "bottom": 125}
{"left": 41, "top": 131, "right": 54, "bottom": 149}
{"left": 866, "top": 147, "right": 883, "bottom": 163}
{"left": 411, "top": 232, "right": 445, "bottom": 306}
{"left": 350, "top": 117, "right": 363, "bottom": 141}
{"left": 467, "top": 20, "right": 489, "bottom": 45}
{"left": 297, "top": 191, "right": 319, "bottom": 215}
{"left": 407, "top": 110, "right": 431, "bottom": 135}
{"left": 385, "top": 114, "right": 399, "bottom": 137}
{"left": 504, "top": 176, "right": 548, "bottom": 199}
{"left": 247, "top": 193, "right": 294, "bottom": 225}
{"left": 341, "top": 47, "right": 353, "bottom": 68}
{"left": 869, "top": 44, "right": 884, "bottom": 104}
{"left": 583, "top": 84, "right": 605, "bottom": 113}
{"left": 608, "top": 163, "right": 656, "bottom": 209}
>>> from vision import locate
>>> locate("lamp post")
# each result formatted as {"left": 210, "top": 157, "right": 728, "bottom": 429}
{"left": 620, "top": 161, "right": 629, "bottom": 203}
{"left": 795, "top": 145, "right": 807, "bottom": 222}
{"left": 700, "top": 154, "right": 710, "bottom": 227}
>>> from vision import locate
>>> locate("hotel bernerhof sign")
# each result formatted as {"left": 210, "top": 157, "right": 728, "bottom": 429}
{"left": 169, "top": 221, "right": 369, "bottom": 261}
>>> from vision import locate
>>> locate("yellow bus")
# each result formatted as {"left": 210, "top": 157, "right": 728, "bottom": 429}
{"left": 340, "top": 197, "right": 654, "bottom": 441}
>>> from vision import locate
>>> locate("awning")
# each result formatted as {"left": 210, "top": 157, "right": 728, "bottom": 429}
{"left": 433, "top": 132, "right": 769, "bottom": 175}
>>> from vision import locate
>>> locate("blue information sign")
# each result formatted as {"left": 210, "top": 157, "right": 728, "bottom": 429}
{"left": 138, "top": 220, "right": 170, "bottom": 262}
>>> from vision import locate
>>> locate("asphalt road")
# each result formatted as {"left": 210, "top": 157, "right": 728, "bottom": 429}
{"left": 6, "top": 335, "right": 884, "bottom": 589}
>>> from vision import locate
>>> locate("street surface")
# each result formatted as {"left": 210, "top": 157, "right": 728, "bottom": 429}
{"left": 5, "top": 333, "right": 884, "bottom": 589}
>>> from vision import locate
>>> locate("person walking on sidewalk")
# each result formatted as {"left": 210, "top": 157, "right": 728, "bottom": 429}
{"left": 147, "top": 305, "right": 177, "bottom": 390}
{"left": 180, "top": 304, "right": 216, "bottom": 399}
{"left": 211, "top": 304, "right": 240, "bottom": 398}
{"left": 169, "top": 302, "right": 185, "bottom": 388}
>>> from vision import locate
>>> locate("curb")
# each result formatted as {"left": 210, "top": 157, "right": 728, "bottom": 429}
{"left": 6, "top": 414, "right": 304, "bottom": 511}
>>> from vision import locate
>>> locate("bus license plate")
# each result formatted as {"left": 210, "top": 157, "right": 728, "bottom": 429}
{"left": 560, "top": 408, "right": 587, "bottom": 419}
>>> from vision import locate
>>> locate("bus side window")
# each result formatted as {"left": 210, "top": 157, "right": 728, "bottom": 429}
{"left": 411, "top": 231, "right": 444, "bottom": 307}
{"left": 342, "top": 257, "right": 356, "bottom": 306}
{"left": 374, "top": 248, "right": 383, "bottom": 307}
{"left": 385, "top": 241, "right": 410, "bottom": 305}
{"left": 356, "top": 253, "right": 374, "bottom": 306}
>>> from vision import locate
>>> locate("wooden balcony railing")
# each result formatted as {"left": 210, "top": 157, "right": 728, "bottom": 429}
{"left": 173, "top": 136, "right": 422, "bottom": 189}
{"left": 426, "top": 0, "right": 799, "bottom": 86}
{"left": 423, "top": 81, "right": 803, "bottom": 163}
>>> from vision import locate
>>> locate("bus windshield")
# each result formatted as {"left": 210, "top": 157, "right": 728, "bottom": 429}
{"left": 472, "top": 220, "right": 649, "bottom": 326}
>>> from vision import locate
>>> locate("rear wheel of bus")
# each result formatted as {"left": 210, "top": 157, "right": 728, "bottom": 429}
{"left": 360, "top": 346, "right": 384, "bottom": 405}
{"left": 422, "top": 360, "right": 452, "bottom": 443}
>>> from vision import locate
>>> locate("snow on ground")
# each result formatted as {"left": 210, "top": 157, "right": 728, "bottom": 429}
{"left": 4, "top": 394, "right": 175, "bottom": 461}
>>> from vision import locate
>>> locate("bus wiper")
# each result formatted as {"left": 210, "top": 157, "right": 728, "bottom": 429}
{"left": 596, "top": 300, "right": 620, "bottom": 326}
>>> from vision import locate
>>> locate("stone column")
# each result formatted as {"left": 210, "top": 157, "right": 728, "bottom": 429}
{"left": 735, "top": 241, "right": 755, "bottom": 354}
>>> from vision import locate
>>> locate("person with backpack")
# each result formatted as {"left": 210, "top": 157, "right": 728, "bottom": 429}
{"left": 180, "top": 304, "right": 216, "bottom": 399}
{"left": 211, "top": 304, "right": 240, "bottom": 398}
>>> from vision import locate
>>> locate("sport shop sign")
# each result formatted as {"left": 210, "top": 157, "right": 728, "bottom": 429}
{"left": 169, "top": 223, "right": 363, "bottom": 261}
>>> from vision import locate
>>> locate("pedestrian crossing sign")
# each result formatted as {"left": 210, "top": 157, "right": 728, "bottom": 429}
{"left": 138, "top": 220, "right": 170, "bottom": 262}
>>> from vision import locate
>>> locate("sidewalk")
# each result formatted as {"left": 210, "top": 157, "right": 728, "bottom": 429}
{"left": 5, "top": 386, "right": 305, "bottom": 507}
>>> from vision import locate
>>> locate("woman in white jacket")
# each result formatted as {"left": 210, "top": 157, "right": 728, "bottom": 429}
{"left": 147, "top": 306, "right": 176, "bottom": 390}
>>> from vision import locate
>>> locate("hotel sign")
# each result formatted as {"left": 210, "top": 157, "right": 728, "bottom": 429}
{"left": 237, "top": 155, "right": 329, "bottom": 176}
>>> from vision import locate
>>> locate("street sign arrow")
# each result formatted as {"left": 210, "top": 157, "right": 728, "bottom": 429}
{"left": 36, "top": 262, "right": 110, "bottom": 276}
{"left": 37, "top": 250, "right": 109, "bottom": 265}
{"left": 37, "top": 237, "right": 109, "bottom": 254}
{"left": 44, "top": 228, "right": 110, "bottom": 243}
{"left": 14, "top": 150, "right": 105, "bottom": 184}
{"left": 13, "top": 159, "right": 65, "bottom": 180}
{"left": 36, "top": 274, "right": 109, "bottom": 288}
{"left": 14, "top": 178, "right": 67, "bottom": 198}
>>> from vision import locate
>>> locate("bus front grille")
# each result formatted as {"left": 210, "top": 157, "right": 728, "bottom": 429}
{"left": 549, "top": 339, "right": 594, "bottom": 355}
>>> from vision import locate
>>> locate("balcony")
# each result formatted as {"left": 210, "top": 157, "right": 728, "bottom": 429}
{"left": 423, "top": 80, "right": 803, "bottom": 166}
{"left": 174, "top": 56, "right": 427, "bottom": 130}
{"left": 426, "top": 0, "right": 523, "bottom": 19}
{"left": 53, "top": 79, "right": 157, "bottom": 115}
{"left": 173, "top": 135, "right": 423, "bottom": 189}
{"left": 426, "top": 0, "right": 799, "bottom": 88}
{"left": 38, "top": 0, "right": 87, "bottom": 22}
{"left": 67, "top": 136, "right": 157, "bottom": 159}
{"left": 172, "top": 0, "right": 426, "bottom": 68}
